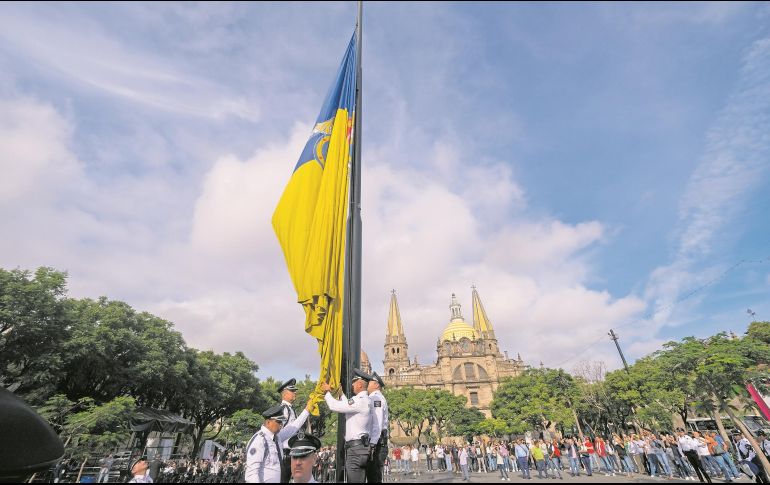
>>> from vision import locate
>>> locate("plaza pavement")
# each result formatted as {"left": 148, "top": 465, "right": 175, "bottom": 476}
{"left": 383, "top": 468, "right": 752, "bottom": 483}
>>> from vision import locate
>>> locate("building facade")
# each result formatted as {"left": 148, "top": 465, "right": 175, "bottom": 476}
{"left": 381, "top": 287, "right": 526, "bottom": 417}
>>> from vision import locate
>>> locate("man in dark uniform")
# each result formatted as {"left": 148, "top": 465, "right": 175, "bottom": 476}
{"left": 0, "top": 388, "right": 64, "bottom": 483}
{"left": 322, "top": 368, "right": 373, "bottom": 483}
{"left": 365, "top": 372, "right": 389, "bottom": 483}
{"left": 277, "top": 378, "right": 300, "bottom": 482}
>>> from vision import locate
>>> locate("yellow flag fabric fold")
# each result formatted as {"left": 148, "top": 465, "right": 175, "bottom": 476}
{"left": 272, "top": 34, "right": 357, "bottom": 415}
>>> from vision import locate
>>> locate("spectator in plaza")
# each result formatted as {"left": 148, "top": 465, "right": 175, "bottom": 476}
{"left": 459, "top": 444, "right": 470, "bottom": 481}
{"left": 704, "top": 431, "right": 736, "bottom": 482}
{"left": 411, "top": 443, "right": 420, "bottom": 477}
{"left": 435, "top": 444, "right": 445, "bottom": 471}
{"left": 613, "top": 435, "right": 633, "bottom": 476}
{"left": 488, "top": 445, "right": 497, "bottom": 472}
{"left": 496, "top": 442, "right": 509, "bottom": 481}
{"left": 546, "top": 438, "right": 563, "bottom": 479}
{"left": 651, "top": 433, "right": 674, "bottom": 479}
{"left": 734, "top": 431, "right": 768, "bottom": 484}
{"left": 426, "top": 443, "right": 434, "bottom": 471}
{"left": 393, "top": 446, "right": 402, "bottom": 473}
{"left": 514, "top": 438, "right": 531, "bottom": 479}
{"left": 678, "top": 429, "right": 712, "bottom": 483}
{"left": 759, "top": 430, "right": 770, "bottom": 459}
{"left": 711, "top": 431, "right": 741, "bottom": 479}
{"left": 96, "top": 453, "right": 113, "bottom": 483}
{"left": 530, "top": 440, "right": 546, "bottom": 479}
{"left": 594, "top": 436, "right": 612, "bottom": 476}
{"left": 445, "top": 445, "right": 453, "bottom": 474}
{"left": 579, "top": 436, "right": 593, "bottom": 476}
{"left": 477, "top": 441, "right": 488, "bottom": 473}
{"left": 565, "top": 438, "right": 581, "bottom": 477}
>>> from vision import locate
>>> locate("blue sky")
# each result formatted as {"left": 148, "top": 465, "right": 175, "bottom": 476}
{"left": 1, "top": 2, "right": 769, "bottom": 380}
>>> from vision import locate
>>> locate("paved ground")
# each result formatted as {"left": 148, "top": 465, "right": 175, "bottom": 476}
{"left": 383, "top": 469, "right": 752, "bottom": 483}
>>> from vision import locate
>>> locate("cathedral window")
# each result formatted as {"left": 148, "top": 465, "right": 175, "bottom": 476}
{"left": 392, "top": 348, "right": 395, "bottom": 354}
{"left": 469, "top": 391, "right": 479, "bottom": 406}
{"left": 464, "top": 362, "right": 476, "bottom": 380}
{"left": 389, "top": 368, "right": 395, "bottom": 376}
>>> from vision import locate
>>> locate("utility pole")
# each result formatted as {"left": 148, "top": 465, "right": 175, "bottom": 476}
{"left": 608, "top": 329, "right": 630, "bottom": 373}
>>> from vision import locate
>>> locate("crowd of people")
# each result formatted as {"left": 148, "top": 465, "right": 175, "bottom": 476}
{"left": 385, "top": 429, "right": 770, "bottom": 483}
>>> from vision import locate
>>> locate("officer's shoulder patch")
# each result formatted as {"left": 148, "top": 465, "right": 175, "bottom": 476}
{"left": 348, "top": 398, "right": 355, "bottom": 405}
{"left": 374, "top": 401, "right": 382, "bottom": 407}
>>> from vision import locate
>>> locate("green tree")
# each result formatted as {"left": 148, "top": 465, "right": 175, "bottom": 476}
{"left": 746, "top": 321, "right": 770, "bottom": 345}
{"left": 425, "top": 389, "right": 468, "bottom": 440}
{"left": 478, "top": 418, "right": 511, "bottom": 437}
{"left": 447, "top": 406, "right": 485, "bottom": 441}
{"left": 59, "top": 297, "right": 190, "bottom": 408}
{"left": 0, "top": 267, "right": 71, "bottom": 403}
{"left": 219, "top": 409, "right": 263, "bottom": 447}
{"left": 63, "top": 396, "right": 137, "bottom": 457}
{"left": 492, "top": 369, "right": 577, "bottom": 435}
{"left": 180, "top": 349, "right": 267, "bottom": 459}
{"left": 384, "top": 387, "right": 433, "bottom": 444}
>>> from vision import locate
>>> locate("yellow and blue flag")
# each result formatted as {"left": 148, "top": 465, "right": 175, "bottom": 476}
{"left": 272, "top": 34, "right": 357, "bottom": 414}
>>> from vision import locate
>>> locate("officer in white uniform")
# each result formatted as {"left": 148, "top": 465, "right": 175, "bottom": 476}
{"left": 322, "top": 368, "right": 372, "bottom": 483}
{"left": 365, "top": 372, "right": 389, "bottom": 483}
{"left": 277, "top": 378, "right": 300, "bottom": 482}
{"left": 245, "top": 402, "right": 312, "bottom": 483}
{"left": 288, "top": 432, "right": 323, "bottom": 483}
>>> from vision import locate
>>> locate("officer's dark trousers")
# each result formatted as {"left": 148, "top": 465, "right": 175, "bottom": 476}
{"left": 365, "top": 442, "right": 387, "bottom": 483}
{"left": 684, "top": 450, "right": 711, "bottom": 483}
{"left": 345, "top": 442, "right": 370, "bottom": 482}
{"left": 281, "top": 452, "right": 291, "bottom": 482}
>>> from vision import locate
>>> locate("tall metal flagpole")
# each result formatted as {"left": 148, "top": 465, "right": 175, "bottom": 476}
{"left": 336, "top": 1, "right": 363, "bottom": 481}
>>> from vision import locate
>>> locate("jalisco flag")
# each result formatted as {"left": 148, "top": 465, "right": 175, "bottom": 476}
{"left": 272, "top": 34, "right": 356, "bottom": 414}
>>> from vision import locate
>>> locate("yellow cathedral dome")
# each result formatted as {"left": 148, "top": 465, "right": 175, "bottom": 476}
{"left": 440, "top": 320, "right": 479, "bottom": 342}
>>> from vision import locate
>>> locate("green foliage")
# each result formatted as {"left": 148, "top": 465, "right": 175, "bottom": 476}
{"left": 220, "top": 409, "right": 263, "bottom": 446}
{"left": 0, "top": 267, "right": 71, "bottom": 403}
{"left": 447, "top": 406, "right": 485, "bottom": 439}
{"left": 478, "top": 418, "right": 511, "bottom": 437}
{"left": 180, "top": 349, "right": 267, "bottom": 458}
{"left": 747, "top": 321, "right": 770, "bottom": 345}
{"left": 63, "top": 396, "right": 137, "bottom": 458}
{"left": 492, "top": 369, "right": 579, "bottom": 434}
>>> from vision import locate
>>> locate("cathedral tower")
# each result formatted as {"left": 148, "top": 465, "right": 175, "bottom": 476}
{"left": 383, "top": 290, "right": 410, "bottom": 376}
{"left": 472, "top": 286, "right": 501, "bottom": 355}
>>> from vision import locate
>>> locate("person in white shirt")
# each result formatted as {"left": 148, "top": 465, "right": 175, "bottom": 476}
{"left": 459, "top": 445, "right": 470, "bottom": 481}
{"left": 277, "top": 378, "right": 301, "bottom": 482}
{"left": 366, "top": 372, "right": 389, "bottom": 483}
{"left": 411, "top": 445, "right": 420, "bottom": 476}
{"left": 677, "top": 429, "right": 711, "bottom": 483}
{"left": 245, "top": 402, "right": 311, "bottom": 483}
{"left": 735, "top": 432, "right": 769, "bottom": 483}
{"left": 128, "top": 459, "right": 153, "bottom": 484}
{"left": 322, "top": 368, "right": 373, "bottom": 483}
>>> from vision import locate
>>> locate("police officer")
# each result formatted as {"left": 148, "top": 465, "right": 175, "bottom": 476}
{"left": 288, "top": 432, "right": 323, "bottom": 483}
{"left": 246, "top": 402, "right": 312, "bottom": 483}
{"left": 365, "top": 372, "right": 389, "bottom": 483}
{"left": 322, "top": 368, "right": 373, "bottom": 483}
{"left": 277, "top": 378, "right": 300, "bottom": 482}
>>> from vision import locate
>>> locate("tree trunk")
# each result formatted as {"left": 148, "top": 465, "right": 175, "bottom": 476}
{"left": 571, "top": 407, "right": 584, "bottom": 439}
{"left": 720, "top": 398, "right": 770, "bottom": 478}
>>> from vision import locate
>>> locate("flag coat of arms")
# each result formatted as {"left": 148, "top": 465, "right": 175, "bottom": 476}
{"left": 272, "top": 34, "right": 357, "bottom": 412}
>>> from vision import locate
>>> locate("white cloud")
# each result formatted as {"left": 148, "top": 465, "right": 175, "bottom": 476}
{"left": 0, "top": 6, "right": 259, "bottom": 121}
{"left": 645, "top": 36, "right": 770, "bottom": 328}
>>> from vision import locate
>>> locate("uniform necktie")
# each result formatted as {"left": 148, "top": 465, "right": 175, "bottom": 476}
{"left": 273, "top": 434, "right": 281, "bottom": 459}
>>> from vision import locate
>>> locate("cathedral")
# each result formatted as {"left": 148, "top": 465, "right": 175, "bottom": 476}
{"left": 379, "top": 287, "right": 527, "bottom": 417}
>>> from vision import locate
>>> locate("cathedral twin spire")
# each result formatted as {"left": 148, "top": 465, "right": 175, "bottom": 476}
{"left": 385, "top": 287, "right": 496, "bottom": 340}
